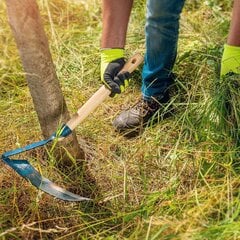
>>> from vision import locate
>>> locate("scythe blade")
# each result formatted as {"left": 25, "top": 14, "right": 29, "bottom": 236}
{"left": 2, "top": 156, "right": 91, "bottom": 202}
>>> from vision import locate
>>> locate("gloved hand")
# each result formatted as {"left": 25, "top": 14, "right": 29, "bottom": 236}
{"left": 101, "top": 48, "right": 131, "bottom": 97}
{"left": 221, "top": 44, "right": 240, "bottom": 76}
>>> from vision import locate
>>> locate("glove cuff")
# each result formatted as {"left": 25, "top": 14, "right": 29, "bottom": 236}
{"left": 221, "top": 44, "right": 240, "bottom": 76}
{"left": 223, "top": 44, "right": 240, "bottom": 59}
{"left": 101, "top": 48, "right": 124, "bottom": 63}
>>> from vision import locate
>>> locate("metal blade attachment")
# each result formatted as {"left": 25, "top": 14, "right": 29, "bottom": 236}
{"left": 2, "top": 157, "right": 91, "bottom": 201}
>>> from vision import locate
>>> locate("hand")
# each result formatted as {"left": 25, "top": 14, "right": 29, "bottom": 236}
{"left": 221, "top": 44, "right": 240, "bottom": 77}
{"left": 101, "top": 48, "right": 131, "bottom": 97}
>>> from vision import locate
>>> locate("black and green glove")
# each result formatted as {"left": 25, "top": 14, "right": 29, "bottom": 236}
{"left": 221, "top": 44, "right": 240, "bottom": 76}
{"left": 101, "top": 48, "right": 131, "bottom": 97}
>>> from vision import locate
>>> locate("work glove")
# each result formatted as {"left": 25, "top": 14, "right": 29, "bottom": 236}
{"left": 101, "top": 48, "right": 131, "bottom": 97}
{"left": 221, "top": 44, "right": 240, "bottom": 77}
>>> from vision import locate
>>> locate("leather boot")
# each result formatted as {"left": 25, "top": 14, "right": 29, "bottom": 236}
{"left": 113, "top": 93, "right": 171, "bottom": 137}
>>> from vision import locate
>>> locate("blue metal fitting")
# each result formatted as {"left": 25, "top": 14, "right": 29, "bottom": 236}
{"left": 59, "top": 124, "right": 72, "bottom": 138}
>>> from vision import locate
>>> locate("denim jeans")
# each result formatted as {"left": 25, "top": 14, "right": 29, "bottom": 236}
{"left": 142, "top": 0, "right": 185, "bottom": 100}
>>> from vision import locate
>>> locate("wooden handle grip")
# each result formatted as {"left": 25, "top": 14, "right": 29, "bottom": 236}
{"left": 66, "top": 53, "right": 143, "bottom": 131}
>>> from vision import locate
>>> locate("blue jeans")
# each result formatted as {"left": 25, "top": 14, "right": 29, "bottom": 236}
{"left": 142, "top": 0, "right": 185, "bottom": 100}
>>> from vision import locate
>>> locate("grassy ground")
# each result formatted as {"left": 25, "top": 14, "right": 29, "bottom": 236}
{"left": 1, "top": 0, "right": 240, "bottom": 239}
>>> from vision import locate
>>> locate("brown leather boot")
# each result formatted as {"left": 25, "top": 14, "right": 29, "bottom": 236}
{"left": 113, "top": 94, "right": 171, "bottom": 137}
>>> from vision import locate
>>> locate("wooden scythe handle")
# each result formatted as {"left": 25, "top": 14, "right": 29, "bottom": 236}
{"left": 66, "top": 53, "right": 144, "bottom": 131}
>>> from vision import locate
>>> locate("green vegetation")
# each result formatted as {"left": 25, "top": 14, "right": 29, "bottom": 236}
{"left": 1, "top": 0, "right": 240, "bottom": 239}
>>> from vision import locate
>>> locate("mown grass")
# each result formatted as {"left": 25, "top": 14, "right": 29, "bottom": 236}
{"left": 1, "top": 0, "right": 240, "bottom": 239}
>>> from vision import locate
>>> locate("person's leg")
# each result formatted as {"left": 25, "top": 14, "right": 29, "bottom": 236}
{"left": 113, "top": 0, "right": 185, "bottom": 136}
{"left": 142, "top": 0, "right": 185, "bottom": 100}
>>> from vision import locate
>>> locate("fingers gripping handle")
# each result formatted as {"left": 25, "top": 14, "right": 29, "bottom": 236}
{"left": 66, "top": 53, "right": 143, "bottom": 131}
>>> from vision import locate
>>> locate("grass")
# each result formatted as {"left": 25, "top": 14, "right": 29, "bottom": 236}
{"left": 1, "top": 0, "right": 240, "bottom": 239}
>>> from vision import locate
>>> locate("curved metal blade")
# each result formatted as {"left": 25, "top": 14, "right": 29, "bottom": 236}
{"left": 2, "top": 157, "right": 91, "bottom": 202}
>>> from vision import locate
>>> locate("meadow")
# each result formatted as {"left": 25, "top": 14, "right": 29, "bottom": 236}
{"left": 1, "top": 0, "right": 240, "bottom": 239}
